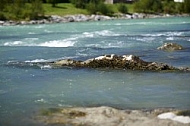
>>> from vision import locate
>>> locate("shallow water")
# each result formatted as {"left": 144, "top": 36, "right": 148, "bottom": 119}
{"left": 0, "top": 17, "right": 190, "bottom": 126}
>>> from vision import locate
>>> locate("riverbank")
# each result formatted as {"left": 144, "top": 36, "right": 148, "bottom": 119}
{"left": 37, "top": 106, "right": 190, "bottom": 126}
{"left": 0, "top": 13, "right": 189, "bottom": 26}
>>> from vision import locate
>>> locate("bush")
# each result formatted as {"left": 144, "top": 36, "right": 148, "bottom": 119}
{"left": 86, "top": 2, "right": 113, "bottom": 16}
{"left": 184, "top": 0, "right": 190, "bottom": 13}
{"left": 30, "top": 0, "right": 44, "bottom": 20}
{"left": 86, "top": 2, "right": 97, "bottom": 14}
{"left": 97, "top": 3, "right": 113, "bottom": 16}
{"left": 163, "top": 1, "right": 176, "bottom": 14}
{"left": 0, "top": 12, "right": 6, "bottom": 20}
{"left": 118, "top": 4, "right": 128, "bottom": 14}
{"left": 70, "top": 0, "right": 88, "bottom": 9}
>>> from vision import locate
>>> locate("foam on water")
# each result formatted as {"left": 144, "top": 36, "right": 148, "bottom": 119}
{"left": 143, "top": 32, "right": 184, "bottom": 37}
{"left": 82, "top": 30, "right": 120, "bottom": 38}
{"left": 30, "top": 30, "right": 119, "bottom": 48}
{"left": 25, "top": 59, "right": 48, "bottom": 63}
{"left": 94, "top": 30, "right": 120, "bottom": 36}
{"left": 166, "top": 37, "right": 174, "bottom": 40}
{"left": 40, "top": 65, "right": 52, "bottom": 69}
{"left": 28, "top": 32, "right": 36, "bottom": 34}
{"left": 4, "top": 41, "right": 23, "bottom": 46}
{"left": 38, "top": 40, "right": 75, "bottom": 47}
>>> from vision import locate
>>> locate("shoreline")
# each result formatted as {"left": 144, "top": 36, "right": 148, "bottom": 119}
{"left": 0, "top": 13, "right": 189, "bottom": 26}
{"left": 36, "top": 106, "right": 190, "bottom": 126}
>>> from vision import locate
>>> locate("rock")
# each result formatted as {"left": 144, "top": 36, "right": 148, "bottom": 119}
{"left": 158, "top": 112, "right": 190, "bottom": 124}
{"left": 29, "top": 20, "right": 37, "bottom": 25}
{"left": 0, "top": 20, "right": 5, "bottom": 25}
{"left": 37, "top": 106, "right": 189, "bottom": 126}
{"left": 0, "top": 14, "right": 189, "bottom": 26}
{"left": 20, "top": 21, "right": 27, "bottom": 25}
{"left": 47, "top": 54, "right": 178, "bottom": 71}
{"left": 94, "top": 15, "right": 112, "bottom": 21}
{"left": 157, "top": 43, "right": 183, "bottom": 51}
{"left": 74, "top": 14, "right": 90, "bottom": 22}
{"left": 7, "top": 54, "right": 188, "bottom": 71}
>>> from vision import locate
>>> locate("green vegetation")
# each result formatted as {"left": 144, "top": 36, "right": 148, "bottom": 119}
{"left": 43, "top": 3, "right": 88, "bottom": 16}
{"left": 40, "top": 107, "right": 86, "bottom": 118}
{"left": 40, "top": 108, "right": 63, "bottom": 116}
{"left": 177, "top": 110, "right": 190, "bottom": 116}
{"left": 134, "top": 0, "right": 190, "bottom": 14}
{"left": 0, "top": 0, "right": 44, "bottom": 20}
{"left": 118, "top": 3, "right": 129, "bottom": 14}
{"left": 0, "top": 0, "right": 189, "bottom": 21}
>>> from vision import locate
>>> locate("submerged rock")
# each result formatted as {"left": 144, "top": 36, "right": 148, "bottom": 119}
{"left": 49, "top": 54, "right": 178, "bottom": 71}
{"left": 37, "top": 106, "right": 190, "bottom": 126}
{"left": 157, "top": 43, "right": 183, "bottom": 51}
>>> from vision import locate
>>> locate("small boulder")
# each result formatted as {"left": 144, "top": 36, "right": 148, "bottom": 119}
{"left": 157, "top": 43, "right": 183, "bottom": 51}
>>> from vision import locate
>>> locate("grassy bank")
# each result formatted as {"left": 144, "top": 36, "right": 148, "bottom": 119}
{"left": 0, "top": 3, "right": 131, "bottom": 20}
{"left": 1, "top": 1, "right": 188, "bottom": 21}
{"left": 43, "top": 3, "right": 89, "bottom": 16}
{"left": 43, "top": 3, "right": 134, "bottom": 16}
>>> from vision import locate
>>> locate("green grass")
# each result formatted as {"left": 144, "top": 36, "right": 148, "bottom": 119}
{"left": 43, "top": 3, "right": 89, "bottom": 16}
{"left": 43, "top": 3, "right": 134, "bottom": 16}
{"left": 0, "top": 3, "right": 135, "bottom": 21}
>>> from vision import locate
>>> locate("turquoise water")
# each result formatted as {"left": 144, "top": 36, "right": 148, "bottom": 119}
{"left": 0, "top": 17, "right": 190, "bottom": 125}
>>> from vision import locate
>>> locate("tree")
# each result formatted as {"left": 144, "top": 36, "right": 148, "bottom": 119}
{"left": 0, "top": 0, "right": 9, "bottom": 11}
{"left": 30, "top": 0, "right": 44, "bottom": 19}
{"left": 134, "top": 0, "right": 162, "bottom": 13}
{"left": 118, "top": 3, "right": 128, "bottom": 14}
{"left": 10, "top": 0, "right": 26, "bottom": 19}
{"left": 152, "top": 0, "right": 162, "bottom": 13}
{"left": 47, "top": 0, "right": 58, "bottom": 7}
{"left": 70, "top": 0, "right": 89, "bottom": 8}
{"left": 163, "top": 1, "right": 175, "bottom": 14}
{"left": 97, "top": 2, "right": 113, "bottom": 16}
{"left": 183, "top": 0, "right": 190, "bottom": 13}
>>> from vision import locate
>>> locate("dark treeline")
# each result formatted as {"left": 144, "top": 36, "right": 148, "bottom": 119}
{"left": 0, "top": 0, "right": 45, "bottom": 20}
{"left": 70, "top": 0, "right": 190, "bottom": 14}
{"left": 134, "top": 0, "right": 190, "bottom": 14}
{"left": 0, "top": 0, "right": 189, "bottom": 21}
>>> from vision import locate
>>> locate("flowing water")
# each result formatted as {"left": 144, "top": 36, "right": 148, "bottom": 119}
{"left": 0, "top": 17, "right": 190, "bottom": 126}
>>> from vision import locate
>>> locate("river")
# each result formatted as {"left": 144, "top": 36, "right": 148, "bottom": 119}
{"left": 0, "top": 17, "right": 190, "bottom": 126}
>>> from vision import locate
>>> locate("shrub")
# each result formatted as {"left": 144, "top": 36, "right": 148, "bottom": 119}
{"left": 86, "top": 2, "right": 97, "bottom": 14}
{"left": 118, "top": 3, "right": 128, "bottom": 14}
{"left": 97, "top": 3, "right": 113, "bottom": 16}
{"left": 70, "top": 0, "right": 88, "bottom": 9}
{"left": 184, "top": 0, "right": 190, "bottom": 13}
{"left": 0, "top": 12, "right": 6, "bottom": 20}
{"left": 30, "top": 0, "right": 44, "bottom": 20}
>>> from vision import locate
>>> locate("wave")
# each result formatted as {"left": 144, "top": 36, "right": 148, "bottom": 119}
{"left": 38, "top": 40, "right": 75, "bottom": 47}
{"left": 2, "top": 39, "right": 75, "bottom": 47}
{"left": 3, "top": 41, "right": 23, "bottom": 46}
{"left": 1, "top": 28, "right": 188, "bottom": 48}
{"left": 24, "top": 38, "right": 39, "bottom": 41}
{"left": 28, "top": 32, "right": 36, "bottom": 35}
{"left": 6, "top": 56, "right": 79, "bottom": 69}
{"left": 6, "top": 59, "right": 52, "bottom": 70}
{"left": 142, "top": 32, "right": 184, "bottom": 37}
{"left": 37, "top": 30, "right": 120, "bottom": 47}
{"left": 82, "top": 30, "right": 120, "bottom": 37}
{"left": 25, "top": 59, "right": 48, "bottom": 63}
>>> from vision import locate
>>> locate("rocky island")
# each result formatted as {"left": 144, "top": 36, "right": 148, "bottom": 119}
{"left": 13, "top": 53, "right": 187, "bottom": 72}
{"left": 50, "top": 54, "right": 177, "bottom": 71}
